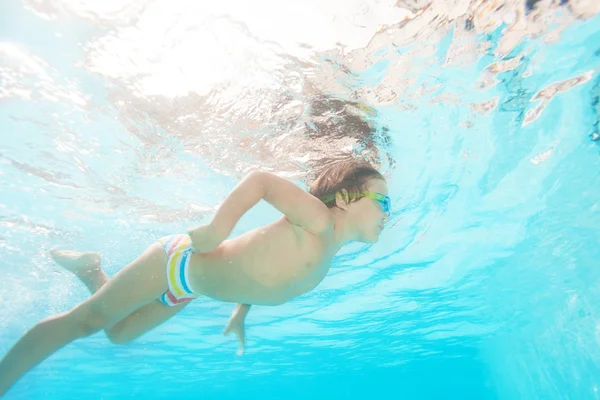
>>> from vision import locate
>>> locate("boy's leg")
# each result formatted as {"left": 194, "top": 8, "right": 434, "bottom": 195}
{"left": 51, "top": 250, "right": 189, "bottom": 344}
{"left": 107, "top": 300, "right": 190, "bottom": 344}
{"left": 0, "top": 242, "right": 169, "bottom": 397}
{"left": 50, "top": 250, "right": 108, "bottom": 294}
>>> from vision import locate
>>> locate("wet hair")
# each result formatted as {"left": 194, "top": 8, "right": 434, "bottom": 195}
{"left": 309, "top": 159, "right": 384, "bottom": 208}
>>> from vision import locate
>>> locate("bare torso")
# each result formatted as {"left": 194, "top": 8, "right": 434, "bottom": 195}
{"left": 188, "top": 217, "right": 335, "bottom": 306}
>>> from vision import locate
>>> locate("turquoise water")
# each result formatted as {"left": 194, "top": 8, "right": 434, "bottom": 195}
{"left": 1, "top": 0, "right": 600, "bottom": 399}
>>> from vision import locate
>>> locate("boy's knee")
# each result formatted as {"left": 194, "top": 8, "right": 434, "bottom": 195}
{"left": 108, "top": 334, "right": 132, "bottom": 345}
{"left": 78, "top": 315, "right": 106, "bottom": 337}
{"left": 71, "top": 305, "right": 111, "bottom": 338}
{"left": 106, "top": 326, "right": 132, "bottom": 345}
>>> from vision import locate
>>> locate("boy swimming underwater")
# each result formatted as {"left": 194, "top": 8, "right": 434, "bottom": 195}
{"left": 0, "top": 159, "right": 390, "bottom": 396}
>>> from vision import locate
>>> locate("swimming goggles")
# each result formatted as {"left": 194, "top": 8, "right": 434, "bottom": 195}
{"left": 320, "top": 192, "right": 391, "bottom": 216}
{"left": 359, "top": 192, "right": 391, "bottom": 216}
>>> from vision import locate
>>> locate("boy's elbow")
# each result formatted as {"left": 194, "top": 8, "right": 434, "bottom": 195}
{"left": 246, "top": 170, "right": 264, "bottom": 180}
{"left": 246, "top": 170, "right": 271, "bottom": 194}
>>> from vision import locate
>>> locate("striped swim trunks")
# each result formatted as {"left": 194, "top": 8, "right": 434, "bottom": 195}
{"left": 157, "top": 234, "right": 199, "bottom": 306}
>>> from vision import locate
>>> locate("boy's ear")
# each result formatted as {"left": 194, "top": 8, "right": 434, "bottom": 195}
{"left": 335, "top": 190, "right": 350, "bottom": 210}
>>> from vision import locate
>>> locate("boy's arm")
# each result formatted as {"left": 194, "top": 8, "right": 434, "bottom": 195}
{"left": 260, "top": 171, "right": 333, "bottom": 234}
{"left": 190, "top": 171, "right": 332, "bottom": 249}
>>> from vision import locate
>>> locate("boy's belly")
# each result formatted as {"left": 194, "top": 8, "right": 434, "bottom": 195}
{"left": 187, "top": 217, "right": 329, "bottom": 305}
{"left": 190, "top": 259, "right": 307, "bottom": 305}
{"left": 189, "top": 245, "right": 322, "bottom": 305}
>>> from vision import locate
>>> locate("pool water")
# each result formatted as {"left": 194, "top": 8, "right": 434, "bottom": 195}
{"left": 1, "top": 0, "right": 600, "bottom": 399}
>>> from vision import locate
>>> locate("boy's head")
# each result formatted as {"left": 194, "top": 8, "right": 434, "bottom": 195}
{"left": 309, "top": 159, "right": 390, "bottom": 243}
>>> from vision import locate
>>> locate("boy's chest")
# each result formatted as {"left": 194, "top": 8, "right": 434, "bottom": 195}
{"left": 227, "top": 220, "right": 331, "bottom": 288}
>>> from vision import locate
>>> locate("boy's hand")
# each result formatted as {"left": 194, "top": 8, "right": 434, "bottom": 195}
{"left": 223, "top": 304, "right": 251, "bottom": 355}
{"left": 187, "top": 224, "right": 223, "bottom": 253}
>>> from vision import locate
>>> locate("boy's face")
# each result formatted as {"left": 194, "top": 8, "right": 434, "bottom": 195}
{"left": 349, "top": 178, "right": 390, "bottom": 244}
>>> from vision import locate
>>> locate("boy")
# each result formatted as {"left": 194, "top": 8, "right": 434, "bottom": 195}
{"left": 0, "top": 159, "right": 390, "bottom": 396}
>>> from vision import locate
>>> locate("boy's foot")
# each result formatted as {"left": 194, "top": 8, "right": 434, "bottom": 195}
{"left": 50, "top": 249, "right": 102, "bottom": 277}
